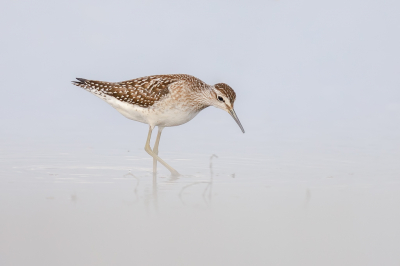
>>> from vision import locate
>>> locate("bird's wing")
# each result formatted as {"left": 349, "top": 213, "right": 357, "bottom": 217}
{"left": 72, "top": 75, "right": 179, "bottom": 108}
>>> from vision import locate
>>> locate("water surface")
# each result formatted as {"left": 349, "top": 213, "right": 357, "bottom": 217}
{"left": 0, "top": 136, "right": 399, "bottom": 266}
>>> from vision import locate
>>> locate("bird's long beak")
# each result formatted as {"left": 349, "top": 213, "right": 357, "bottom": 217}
{"left": 229, "top": 109, "right": 245, "bottom": 133}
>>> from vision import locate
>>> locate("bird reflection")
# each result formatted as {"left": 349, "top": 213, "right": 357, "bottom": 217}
{"left": 143, "top": 172, "right": 161, "bottom": 215}
{"left": 152, "top": 172, "right": 158, "bottom": 213}
{"left": 124, "top": 153, "right": 218, "bottom": 213}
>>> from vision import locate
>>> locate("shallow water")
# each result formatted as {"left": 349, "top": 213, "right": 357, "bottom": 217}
{"left": 1, "top": 0, "right": 400, "bottom": 264}
{"left": 0, "top": 136, "right": 399, "bottom": 266}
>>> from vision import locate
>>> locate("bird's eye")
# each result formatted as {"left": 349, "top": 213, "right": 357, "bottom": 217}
{"left": 217, "top": 96, "right": 224, "bottom": 102}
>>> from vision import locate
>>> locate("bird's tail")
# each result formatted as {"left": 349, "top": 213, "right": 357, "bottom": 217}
{"left": 71, "top": 77, "right": 109, "bottom": 100}
{"left": 71, "top": 78, "right": 88, "bottom": 87}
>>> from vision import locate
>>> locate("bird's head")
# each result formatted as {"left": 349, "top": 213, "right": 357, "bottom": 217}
{"left": 209, "top": 83, "right": 245, "bottom": 133}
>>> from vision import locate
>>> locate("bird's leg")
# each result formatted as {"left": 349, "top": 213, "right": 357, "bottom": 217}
{"left": 145, "top": 126, "right": 180, "bottom": 177}
{"left": 152, "top": 127, "right": 164, "bottom": 174}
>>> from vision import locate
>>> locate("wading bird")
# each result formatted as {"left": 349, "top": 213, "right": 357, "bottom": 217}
{"left": 72, "top": 74, "right": 244, "bottom": 177}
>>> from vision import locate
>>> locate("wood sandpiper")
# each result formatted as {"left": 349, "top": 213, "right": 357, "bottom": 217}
{"left": 72, "top": 74, "right": 244, "bottom": 177}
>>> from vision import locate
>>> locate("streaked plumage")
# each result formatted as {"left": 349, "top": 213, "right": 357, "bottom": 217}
{"left": 72, "top": 74, "right": 244, "bottom": 177}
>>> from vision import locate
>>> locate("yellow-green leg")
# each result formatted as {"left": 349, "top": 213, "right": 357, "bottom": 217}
{"left": 144, "top": 126, "right": 179, "bottom": 177}
{"left": 153, "top": 126, "right": 163, "bottom": 174}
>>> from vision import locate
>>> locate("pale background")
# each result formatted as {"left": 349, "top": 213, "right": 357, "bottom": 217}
{"left": 0, "top": 0, "right": 399, "bottom": 265}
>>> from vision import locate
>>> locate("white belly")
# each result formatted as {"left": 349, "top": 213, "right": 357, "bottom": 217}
{"left": 103, "top": 95, "right": 200, "bottom": 127}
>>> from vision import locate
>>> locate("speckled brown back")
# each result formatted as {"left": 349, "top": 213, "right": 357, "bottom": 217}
{"left": 214, "top": 83, "right": 236, "bottom": 104}
{"left": 72, "top": 75, "right": 180, "bottom": 108}
{"left": 72, "top": 74, "right": 212, "bottom": 108}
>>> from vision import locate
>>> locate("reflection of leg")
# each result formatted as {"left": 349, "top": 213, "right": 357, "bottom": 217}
{"left": 153, "top": 127, "right": 164, "bottom": 174}
{"left": 144, "top": 126, "right": 179, "bottom": 177}
{"left": 152, "top": 169, "right": 158, "bottom": 213}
